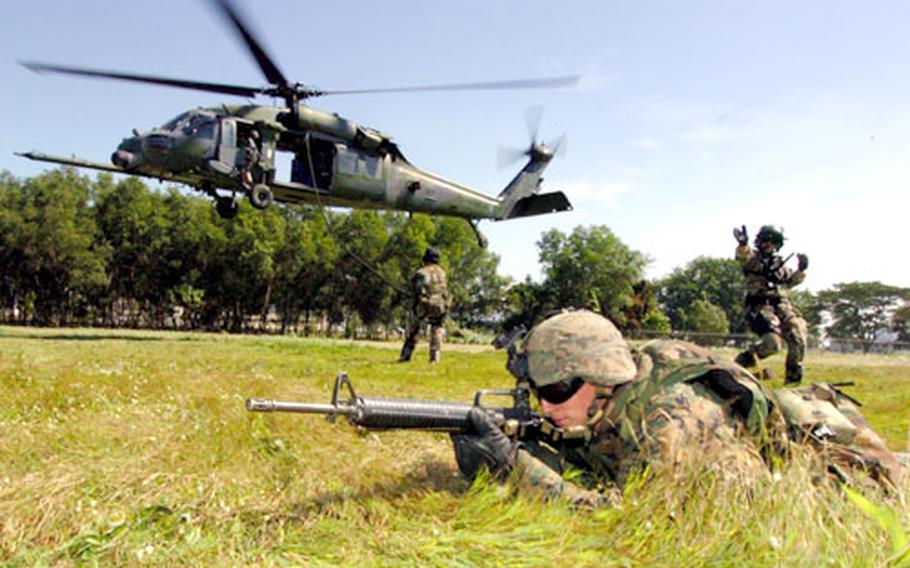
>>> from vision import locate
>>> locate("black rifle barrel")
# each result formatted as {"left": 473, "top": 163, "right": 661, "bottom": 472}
{"left": 246, "top": 396, "right": 486, "bottom": 432}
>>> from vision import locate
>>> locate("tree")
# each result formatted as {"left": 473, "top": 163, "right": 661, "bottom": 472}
{"left": 432, "top": 217, "right": 509, "bottom": 329}
{"left": 501, "top": 277, "right": 553, "bottom": 332}
{"left": 817, "top": 282, "right": 910, "bottom": 342}
{"left": 332, "top": 210, "right": 395, "bottom": 336}
{"left": 892, "top": 305, "right": 910, "bottom": 343}
{"left": 536, "top": 225, "right": 648, "bottom": 328}
{"left": 641, "top": 309, "right": 672, "bottom": 333}
{"left": 0, "top": 172, "right": 27, "bottom": 320}
{"left": 272, "top": 208, "right": 339, "bottom": 334}
{"left": 95, "top": 177, "right": 172, "bottom": 326}
{"left": 681, "top": 296, "right": 729, "bottom": 335}
{"left": 789, "top": 289, "right": 824, "bottom": 339}
{"left": 656, "top": 256, "right": 746, "bottom": 332}
{"left": 13, "top": 169, "right": 109, "bottom": 325}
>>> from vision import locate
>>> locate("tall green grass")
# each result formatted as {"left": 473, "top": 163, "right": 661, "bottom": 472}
{"left": 1, "top": 326, "right": 907, "bottom": 566}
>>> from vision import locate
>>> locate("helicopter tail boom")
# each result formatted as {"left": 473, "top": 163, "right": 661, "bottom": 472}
{"left": 493, "top": 148, "right": 572, "bottom": 219}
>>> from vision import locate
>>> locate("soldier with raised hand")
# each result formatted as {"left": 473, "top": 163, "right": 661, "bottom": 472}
{"left": 399, "top": 247, "right": 451, "bottom": 364}
{"left": 733, "top": 225, "right": 810, "bottom": 385}
{"left": 450, "top": 310, "right": 906, "bottom": 508}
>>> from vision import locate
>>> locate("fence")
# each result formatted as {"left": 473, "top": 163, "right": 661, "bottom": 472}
{"left": 626, "top": 329, "right": 910, "bottom": 353}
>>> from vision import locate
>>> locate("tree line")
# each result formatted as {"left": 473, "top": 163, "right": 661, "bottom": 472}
{"left": 2, "top": 168, "right": 908, "bottom": 344}
{"left": 0, "top": 169, "right": 506, "bottom": 335}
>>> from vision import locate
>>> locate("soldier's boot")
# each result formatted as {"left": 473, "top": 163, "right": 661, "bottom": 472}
{"left": 785, "top": 364, "right": 803, "bottom": 385}
{"left": 759, "top": 367, "right": 776, "bottom": 381}
{"left": 398, "top": 342, "right": 415, "bottom": 363}
{"left": 735, "top": 349, "right": 759, "bottom": 368}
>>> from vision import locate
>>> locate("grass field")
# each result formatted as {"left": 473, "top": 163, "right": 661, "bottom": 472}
{"left": 1, "top": 326, "right": 908, "bottom": 566}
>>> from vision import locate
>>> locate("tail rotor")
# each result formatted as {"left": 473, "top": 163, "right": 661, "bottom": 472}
{"left": 497, "top": 105, "right": 567, "bottom": 169}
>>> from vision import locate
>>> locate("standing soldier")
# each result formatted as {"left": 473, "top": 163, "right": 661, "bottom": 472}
{"left": 733, "top": 225, "right": 809, "bottom": 384}
{"left": 399, "top": 247, "right": 450, "bottom": 363}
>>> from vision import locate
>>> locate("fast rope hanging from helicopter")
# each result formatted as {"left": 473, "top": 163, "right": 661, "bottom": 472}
{"left": 301, "top": 133, "right": 415, "bottom": 300}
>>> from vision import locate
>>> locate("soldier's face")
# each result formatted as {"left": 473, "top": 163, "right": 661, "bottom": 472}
{"left": 759, "top": 240, "right": 776, "bottom": 254}
{"left": 539, "top": 382, "right": 599, "bottom": 429}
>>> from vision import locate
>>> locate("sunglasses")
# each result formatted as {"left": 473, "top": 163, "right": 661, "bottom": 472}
{"left": 534, "top": 377, "right": 585, "bottom": 404}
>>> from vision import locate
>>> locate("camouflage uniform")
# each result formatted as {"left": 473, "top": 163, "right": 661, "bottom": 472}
{"left": 513, "top": 337, "right": 781, "bottom": 507}
{"left": 454, "top": 310, "right": 906, "bottom": 508}
{"left": 399, "top": 248, "right": 450, "bottom": 363}
{"left": 734, "top": 226, "right": 809, "bottom": 384}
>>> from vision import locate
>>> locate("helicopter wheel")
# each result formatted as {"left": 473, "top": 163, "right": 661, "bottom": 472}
{"left": 216, "top": 195, "right": 239, "bottom": 219}
{"left": 249, "top": 184, "right": 274, "bottom": 210}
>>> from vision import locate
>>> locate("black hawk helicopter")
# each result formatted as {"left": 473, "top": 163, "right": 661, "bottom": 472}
{"left": 17, "top": 0, "right": 576, "bottom": 244}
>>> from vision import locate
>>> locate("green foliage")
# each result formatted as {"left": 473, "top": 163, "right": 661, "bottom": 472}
{"left": 501, "top": 277, "right": 551, "bottom": 331}
{"left": 789, "top": 289, "right": 824, "bottom": 339}
{"left": 531, "top": 225, "right": 648, "bottom": 328}
{"left": 641, "top": 309, "right": 672, "bottom": 333}
{"left": 844, "top": 486, "right": 910, "bottom": 566}
{"left": 0, "top": 169, "right": 109, "bottom": 325}
{"left": 817, "top": 282, "right": 910, "bottom": 341}
{"left": 656, "top": 256, "right": 745, "bottom": 333}
{"left": 894, "top": 305, "right": 910, "bottom": 343}
{"left": 0, "top": 169, "right": 506, "bottom": 334}
{"left": 681, "top": 296, "right": 729, "bottom": 335}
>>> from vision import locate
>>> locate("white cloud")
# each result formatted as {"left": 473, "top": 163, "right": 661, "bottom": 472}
{"left": 560, "top": 179, "right": 638, "bottom": 209}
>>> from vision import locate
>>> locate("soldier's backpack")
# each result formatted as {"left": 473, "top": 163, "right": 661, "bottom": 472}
{"left": 624, "top": 339, "right": 778, "bottom": 440}
{"left": 775, "top": 383, "right": 906, "bottom": 488}
{"left": 414, "top": 264, "right": 449, "bottom": 320}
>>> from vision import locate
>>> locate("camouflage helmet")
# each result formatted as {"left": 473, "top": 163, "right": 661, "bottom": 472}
{"left": 509, "top": 310, "right": 637, "bottom": 388}
{"left": 423, "top": 247, "right": 441, "bottom": 264}
{"left": 755, "top": 225, "right": 785, "bottom": 249}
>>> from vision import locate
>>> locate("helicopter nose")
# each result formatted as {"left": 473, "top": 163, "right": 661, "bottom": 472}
{"left": 142, "top": 133, "right": 173, "bottom": 157}
{"left": 112, "top": 135, "right": 144, "bottom": 169}
{"left": 111, "top": 149, "right": 140, "bottom": 169}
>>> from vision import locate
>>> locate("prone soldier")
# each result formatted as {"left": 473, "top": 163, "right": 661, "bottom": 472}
{"left": 733, "top": 225, "right": 809, "bottom": 384}
{"left": 399, "top": 247, "right": 451, "bottom": 364}
{"left": 450, "top": 310, "right": 906, "bottom": 507}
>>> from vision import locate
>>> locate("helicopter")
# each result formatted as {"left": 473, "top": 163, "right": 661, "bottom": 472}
{"left": 17, "top": 0, "right": 576, "bottom": 244}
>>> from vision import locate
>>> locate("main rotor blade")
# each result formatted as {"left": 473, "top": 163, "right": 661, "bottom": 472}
{"left": 319, "top": 75, "right": 581, "bottom": 97}
{"left": 209, "top": 0, "right": 289, "bottom": 88}
{"left": 21, "top": 60, "right": 262, "bottom": 98}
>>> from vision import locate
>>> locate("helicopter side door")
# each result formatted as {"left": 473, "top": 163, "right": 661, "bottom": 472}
{"left": 217, "top": 118, "right": 239, "bottom": 168}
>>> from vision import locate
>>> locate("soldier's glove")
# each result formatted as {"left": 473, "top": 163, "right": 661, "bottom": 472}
{"left": 450, "top": 407, "right": 515, "bottom": 481}
{"left": 797, "top": 253, "right": 809, "bottom": 271}
{"left": 733, "top": 225, "right": 748, "bottom": 246}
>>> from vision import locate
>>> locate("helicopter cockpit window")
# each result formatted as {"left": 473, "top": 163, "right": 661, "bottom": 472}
{"left": 161, "top": 111, "right": 192, "bottom": 132}
{"left": 184, "top": 115, "right": 216, "bottom": 140}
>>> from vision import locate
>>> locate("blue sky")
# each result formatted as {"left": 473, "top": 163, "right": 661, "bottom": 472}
{"left": 2, "top": 1, "right": 909, "bottom": 291}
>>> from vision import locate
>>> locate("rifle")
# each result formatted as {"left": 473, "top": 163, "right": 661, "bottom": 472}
{"left": 246, "top": 372, "right": 579, "bottom": 442}
{"left": 763, "top": 252, "right": 794, "bottom": 288}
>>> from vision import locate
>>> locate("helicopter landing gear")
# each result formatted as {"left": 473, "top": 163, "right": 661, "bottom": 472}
{"left": 249, "top": 184, "right": 273, "bottom": 210}
{"left": 216, "top": 195, "right": 239, "bottom": 219}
